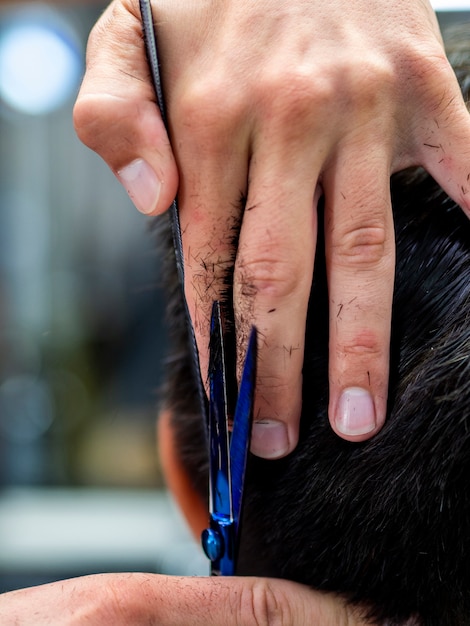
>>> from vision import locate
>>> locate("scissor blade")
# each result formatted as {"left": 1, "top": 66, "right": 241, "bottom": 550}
{"left": 139, "top": 0, "right": 208, "bottom": 424}
{"left": 208, "top": 302, "right": 232, "bottom": 519}
{"left": 230, "top": 326, "right": 257, "bottom": 530}
{"left": 139, "top": 0, "right": 168, "bottom": 125}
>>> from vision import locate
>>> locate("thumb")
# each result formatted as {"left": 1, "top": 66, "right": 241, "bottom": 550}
{"left": 73, "top": 0, "right": 178, "bottom": 215}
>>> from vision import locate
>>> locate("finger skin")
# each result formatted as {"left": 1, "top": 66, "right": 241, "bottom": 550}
{"left": 160, "top": 0, "right": 470, "bottom": 453}
{"left": 73, "top": 1, "right": 178, "bottom": 214}
{"left": 324, "top": 140, "right": 395, "bottom": 441}
{"left": 75, "top": 0, "right": 470, "bottom": 452}
{"left": 407, "top": 55, "right": 470, "bottom": 218}
{"left": 0, "top": 573, "right": 368, "bottom": 625}
{"left": 174, "top": 135, "right": 250, "bottom": 388}
{"left": 233, "top": 163, "right": 321, "bottom": 456}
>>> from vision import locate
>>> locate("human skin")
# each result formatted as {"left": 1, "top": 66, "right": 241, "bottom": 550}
{"left": 0, "top": 572, "right": 369, "bottom": 625}
{"left": 74, "top": 0, "right": 470, "bottom": 460}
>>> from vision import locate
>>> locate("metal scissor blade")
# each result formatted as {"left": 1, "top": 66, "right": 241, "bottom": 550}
{"left": 208, "top": 302, "right": 232, "bottom": 519}
{"left": 230, "top": 326, "right": 257, "bottom": 531}
{"left": 139, "top": 0, "right": 208, "bottom": 423}
{"left": 203, "top": 305, "right": 257, "bottom": 575}
{"left": 203, "top": 302, "right": 235, "bottom": 575}
{"left": 139, "top": 0, "right": 167, "bottom": 123}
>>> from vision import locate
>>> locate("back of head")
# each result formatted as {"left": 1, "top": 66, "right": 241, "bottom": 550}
{"left": 237, "top": 165, "right": 470, "bottom": 625}
{"left": 158, "top": 26, "right": 470, "bottom": 626}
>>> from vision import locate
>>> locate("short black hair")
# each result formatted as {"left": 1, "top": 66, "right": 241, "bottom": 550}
{"left": 157, "top": 27, "right": 470, "bottom": 626}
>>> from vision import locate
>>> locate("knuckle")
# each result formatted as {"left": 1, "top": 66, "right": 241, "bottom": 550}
{"left": 176, "top": 78, "right": 244, "bottom": 140}
{"left": 256, "top": 66, "right": 335, "bottom": 123}
{"left": 257, "top": 375, "right": 292, "bottom": 392}
{"left": 73, "top": 95, "right": 99, "bottom": 148}
{"left": 337, "top": 329, "right": 383, "bottom": 359}
{"left": 73, "top": 95, "right": 102, "bottom": 150}
{"left": 332, "top": 222, "right": 389, "bottom": 267}
{"left": 73, "top": 96, "right": 130, "bottom": 155}
{"left": 236, "top": 580, "right": 292, "bottom": 626}
{"left": 235, "top": 254, "right": 302, "bottom": 301}
{"left": 254, "top": 56, "right": 396, "bottom": 132}
{"left": 404, "top": 41, "right": 449, "bottom": 81}
{"left": 74, "top": 95, "right": 161, "bottom": 167}
{"left": 400, "top": 42, "right": 454, "bottom": 104}
{"left": 344, "top": 58, "right": 395, "bottom": 111}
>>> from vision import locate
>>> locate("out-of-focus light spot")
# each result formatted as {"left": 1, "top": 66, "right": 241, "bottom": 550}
{"left": 0, "top": 375, "right": 54, "bottom": 442}
{"left": 0, "top": 12, "right": 82, "bottom": 115}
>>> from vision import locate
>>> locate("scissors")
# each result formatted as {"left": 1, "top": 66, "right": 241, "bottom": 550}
{"left": 202, "top": 302, "right": 257, "bottom": 575}
{"left": 139, "top": 0, "right": 257, "bottom": 576}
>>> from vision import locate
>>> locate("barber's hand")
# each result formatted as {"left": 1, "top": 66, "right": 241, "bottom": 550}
{"left": 0, "top": 573, "right": 368, "bottom": 625}
{"left": 74, "top": 0, "right": 470, "bottom": 458}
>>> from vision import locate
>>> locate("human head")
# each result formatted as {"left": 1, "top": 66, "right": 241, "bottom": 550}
{"left": 157, "top": 28, "right": 470, "bottom": 626}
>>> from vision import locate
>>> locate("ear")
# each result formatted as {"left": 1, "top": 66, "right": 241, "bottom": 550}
{"left": 158, "top": 409, "right": 209, "bottom": 539}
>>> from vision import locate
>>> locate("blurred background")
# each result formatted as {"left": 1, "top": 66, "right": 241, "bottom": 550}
{"left": 0, "top": 0, "right": 467, "bottom": 597}
{"left": 0, "top": 0, "right": 206, "bottom": 593}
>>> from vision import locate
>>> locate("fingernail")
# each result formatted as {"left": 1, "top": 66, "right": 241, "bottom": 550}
{"left": 117, "top": 158, "right": 161, "bottom": 214}
{"left": 251, "top": 420, "right": 290, "bottom": 459}
{"left": 335, "top": 387, "right": 376, "bottom": 436}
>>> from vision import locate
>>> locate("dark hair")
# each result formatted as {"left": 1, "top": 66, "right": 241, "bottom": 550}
{"left": 157, "top": 27, "right": 470, "bottom": 626}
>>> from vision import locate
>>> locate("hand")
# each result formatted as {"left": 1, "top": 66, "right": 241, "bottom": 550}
{"left": 0, "top": 573, "right": 368, "bottom": 625}
{"left": 74, "top": 0, "right": 470, "bottom": 458}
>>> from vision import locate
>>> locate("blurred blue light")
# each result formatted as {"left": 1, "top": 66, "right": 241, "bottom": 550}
{"left": 0, "top": 11, "right": 82, "bottom": 115}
